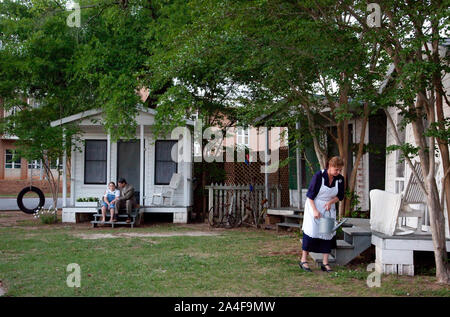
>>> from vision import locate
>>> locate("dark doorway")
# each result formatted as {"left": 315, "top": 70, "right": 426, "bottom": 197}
{"left": 368, "top": 111, "right": 387, "bottom": 191}
{"left": 117, "top": 140, "right": 141, "bottom": 201}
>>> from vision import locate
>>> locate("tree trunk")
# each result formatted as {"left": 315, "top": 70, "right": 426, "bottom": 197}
{"left": 425, "top": 175, "right": 450, "bottom": 284}
{"left": 411, "top": 96, "right": 450, "bottom": 284}
{"left": 344, "top": 104, "right": 369, "bottom": 217}
{"left": 433, "top": 67, "right": 450, "bottom": 233}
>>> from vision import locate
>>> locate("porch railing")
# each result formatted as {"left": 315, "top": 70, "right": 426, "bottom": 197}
{"left": 205, "top": 183, "right": 281, "bottom": 221}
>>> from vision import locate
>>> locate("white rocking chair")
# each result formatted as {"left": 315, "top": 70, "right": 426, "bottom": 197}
{"left": 370, "top": 162, "right": 433, "bottom": 236}
{"left": 151, "top": 173, "right": 182, "bottom": 206}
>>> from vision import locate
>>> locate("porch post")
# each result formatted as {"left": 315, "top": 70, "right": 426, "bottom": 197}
{"left": 107, "top": 132, "right": 111, "bottom": 183}
{"left": 140, "top": 124, "right": 144, "bottom": 206}
{"left": 62, "top": 128, "right": 67, "bottom": 208}
{"left": 183, "top": 128, "right": 191, "bottom": 207}
{"left": 265, "top": 127, "right": 270, "bottom": 202}
{"left": 70, "top": 137, "right": 75, "bottom": 206}
{"left": 296, "top": 121, "right": 302, "bottom": 209}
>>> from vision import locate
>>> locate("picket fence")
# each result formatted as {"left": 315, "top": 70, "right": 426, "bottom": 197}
{"left": 205, "top": 183, "right": 281, "bottom": 220}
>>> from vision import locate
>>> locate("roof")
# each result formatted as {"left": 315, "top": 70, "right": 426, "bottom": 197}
{"left": 50, "top": 106, "right": 194, "bottom": 127}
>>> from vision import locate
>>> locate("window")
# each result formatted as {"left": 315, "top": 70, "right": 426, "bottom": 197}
{"left": 5, "top": 150, "right": 21, "bottom": 169}
{"left": 50, "top": 158, "right": 63, "bottom": 170}
{"left": 28, "top": 160, "right": 41, "bottom": 169}
{"left": 84, "top": 140, "right": 107, "bottom": 184}
{"left": 155, "top": 140, "right": 178, "bottom": 185}
{"left": 236, "top": 127, "right": 250, "bottom": 147}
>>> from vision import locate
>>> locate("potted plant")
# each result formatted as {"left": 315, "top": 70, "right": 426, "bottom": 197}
{"left": 75, "top": 197, "right": 100, "bottom": 207}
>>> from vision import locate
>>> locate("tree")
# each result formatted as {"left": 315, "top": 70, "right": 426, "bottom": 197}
{"left": 338, "top": 0, "right": 450, "bottom": 284}
{"left": 0, "top": 0, "right": 172, "bottom": 208}
{"left": 162, "top": 0, "right": 388, "bottom": 219}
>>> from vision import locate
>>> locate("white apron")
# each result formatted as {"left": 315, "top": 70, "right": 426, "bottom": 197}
{"left": 302, "top": 170, "right": 339, "bottom": 240}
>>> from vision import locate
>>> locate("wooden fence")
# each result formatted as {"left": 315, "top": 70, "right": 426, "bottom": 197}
{"left": 205, "top": 184, "right": 281, "bottom": 221}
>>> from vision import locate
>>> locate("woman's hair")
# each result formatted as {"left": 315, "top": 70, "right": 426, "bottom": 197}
{"left": 327, "top": 156, "right": 344, "bottom": 168}
{"left": 108, "top": 182, "right": 116, "bottom": 187}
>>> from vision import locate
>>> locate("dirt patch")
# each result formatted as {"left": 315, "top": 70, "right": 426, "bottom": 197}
{"left": 74, "top": 231, "right": 221, "bottom": 240}
{"left": 0, "top": 281, "right": 6, "bottom": 297}
{"left": 0, "top": 210, "right": 36, "bottom": 227}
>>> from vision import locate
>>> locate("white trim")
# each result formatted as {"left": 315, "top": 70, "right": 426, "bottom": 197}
{"left": 50, "top": 109, "right": 102, "bottom": 127}
{"left": 140, "top": 125, "right": 145, "bottom": 205}
{"left": 62, "top": 128, "right": 67, "bottom": 208}
{"left": 107, "top": 133, "right": 111, "bottom": 183}
{"left": 50, "top": 106, "right": 194, "bottom": 127}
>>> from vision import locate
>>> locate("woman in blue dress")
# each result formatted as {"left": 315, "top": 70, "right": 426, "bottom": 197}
{"left": 299, "top": 156, "right": 345, "bottom": 273}
{"left": 100, "top": 182, "right": 120, "bottom": 223}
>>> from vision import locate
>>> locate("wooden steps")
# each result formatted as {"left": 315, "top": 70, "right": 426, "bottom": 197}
{"left": 91, "top": 209, "right": 142, "bottom": 228}
{"left": 308, "top": 218, "right": 372, "bottom": 267}
{"left": 269, "top": 207, "right": 304, "bottom": 232}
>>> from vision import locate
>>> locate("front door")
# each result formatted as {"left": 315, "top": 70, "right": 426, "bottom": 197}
{"left": 117, "top": 140, "right": 141, "bottom": 202}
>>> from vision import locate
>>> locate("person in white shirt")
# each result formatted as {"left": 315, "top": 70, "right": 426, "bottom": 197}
{"left": 100, "top": 182, "right": 120, "bottom": 223}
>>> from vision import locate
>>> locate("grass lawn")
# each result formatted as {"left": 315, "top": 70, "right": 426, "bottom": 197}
{"left": 0, "top": 211, "right": 449, "bottom": 297}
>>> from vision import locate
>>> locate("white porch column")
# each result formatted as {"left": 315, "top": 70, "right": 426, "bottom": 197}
{"left": 140, "top": 125, "right": 144, "bottom": 205}
{"left": 62, "top": 128, "right": 67, "bottom": 208}
{"left": 70, "top": 137, "right": 75, "bottom": 206}
{"left": 183, "top": 128, "right": 192, "bottom": 207}
{"left": 107, "top": 133, "right": 111, "bottom": 182}
{"left": 265, "top": 127, "right": 270, "bottom": 202}
{"left": 296, "top": 121, "right": 302, "bottom": 209}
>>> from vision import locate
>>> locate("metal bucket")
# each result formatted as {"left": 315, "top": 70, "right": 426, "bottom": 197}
{"left": 318, "top": 210, "right": 335, "bottom": 234}
{"left": 318, "top": 210, "right": 348, "bottom": 234}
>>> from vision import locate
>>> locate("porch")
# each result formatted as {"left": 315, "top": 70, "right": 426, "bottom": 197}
{"left": 62, "top": 205, "right": 191, "bottom": 224}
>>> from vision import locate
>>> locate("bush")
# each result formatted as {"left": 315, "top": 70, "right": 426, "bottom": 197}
{"left": 34, "top": 207, "right": 58, "bottom": 224}
{"left": 76, "top": 197, "right": 98, "bottom": 202}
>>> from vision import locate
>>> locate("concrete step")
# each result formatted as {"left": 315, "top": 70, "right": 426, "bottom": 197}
{"left": 309, "top": 252, "right": 336, "bottom": 266}
{"left": 342, "top": 226, "right": 372, "bottom": 236}
{"left": 342, "top": 218, "right": 370, "bottom": 228}
{"left": 284, "top": 214, "right": 303, "bottom": 219}
{"left": 336, "top": 239, "right": 354, "bottom": 249}
{"left": 276, "top": 222, "right": 301, "bottom": 230}
{"left": 267, "top": 207, "right": 302, "bottom": 216}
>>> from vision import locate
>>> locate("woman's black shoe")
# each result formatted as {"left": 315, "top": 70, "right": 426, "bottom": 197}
{"left": 321, "top": 263, "right": 333, "bottom": 273}
{"left": 299, "top": 261, "right": 312, "bottom": 272}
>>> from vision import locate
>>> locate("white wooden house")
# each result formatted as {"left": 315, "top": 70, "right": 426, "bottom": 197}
{"left": 50, "top": 107, "right": 194, "bottom": 224}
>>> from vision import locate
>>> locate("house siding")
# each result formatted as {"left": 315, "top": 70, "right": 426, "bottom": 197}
{"left": 72, "top": 129, "right": 189, "bottom": 207}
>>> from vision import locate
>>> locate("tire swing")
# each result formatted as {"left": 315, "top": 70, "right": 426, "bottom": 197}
{"left": 17, "top": 165, "right": 45, "bottom": 214}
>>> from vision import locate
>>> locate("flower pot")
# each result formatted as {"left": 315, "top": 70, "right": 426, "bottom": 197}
{"left": 75, "top": 201, "right": 98, "bottom": 207}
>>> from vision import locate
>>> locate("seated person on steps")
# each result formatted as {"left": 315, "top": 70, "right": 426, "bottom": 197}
{"left": 100, "top": 182, "right": 120, "bottom": 223}
{"left": 115, "top": 178, "right": 137, "bottom": 224}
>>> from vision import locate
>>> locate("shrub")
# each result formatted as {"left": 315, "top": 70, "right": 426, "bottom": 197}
{"left": 34, "top": 207, "right": 58, "bottom": 224}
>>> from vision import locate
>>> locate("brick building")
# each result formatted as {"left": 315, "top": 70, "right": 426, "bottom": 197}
{"left": 0, "top": 98, "right": 69, "bottom": 196}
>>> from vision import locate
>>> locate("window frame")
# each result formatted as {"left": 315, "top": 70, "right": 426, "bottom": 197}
{"left": 154, "top": 140, "right": 178, "bottom": 185}
{"left": 236, "top": 126, "right": 250, "bottom": 147}
{"left": 5, "top": 149, "right": 21, "bottom": 169}
{"left": 84, "top": 139, "right": 107, "bottom": 185}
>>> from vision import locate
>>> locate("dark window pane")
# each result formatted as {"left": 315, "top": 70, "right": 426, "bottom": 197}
{"left": 155, "top": 162, "right": 177, "bottom": 184}
{"left": 85, "top": 161, "right": 107, "bottom": 183}
{"left": 85, "top": 140, "right": 107, "bottom": 184}
{"left": 155, "top": 141, "right": 178, "bottom": 185}
{"left": 85, "top": 140, "right": 107, "bottom": 161}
